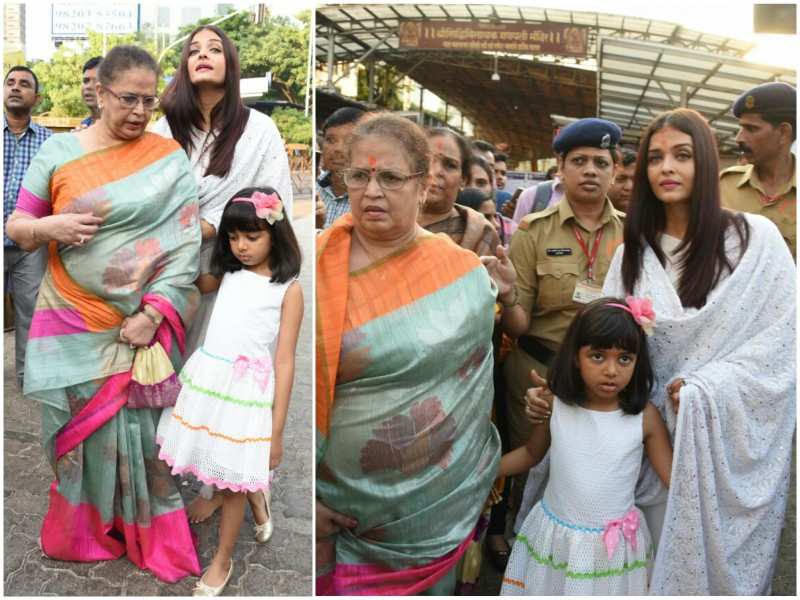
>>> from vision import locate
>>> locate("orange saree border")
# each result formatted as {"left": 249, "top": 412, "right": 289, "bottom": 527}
{"left": 315, "top": 214, "right": 480, "bottom": 437}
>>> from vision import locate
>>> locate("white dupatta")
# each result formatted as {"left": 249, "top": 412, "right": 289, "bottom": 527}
{"left": 603, "top": 214, "right": 795, "bottom": 594}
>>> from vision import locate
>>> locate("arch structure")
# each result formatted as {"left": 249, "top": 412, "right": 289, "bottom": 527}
{"left": 316, "top": 4, "right": 794, "bottom": 163}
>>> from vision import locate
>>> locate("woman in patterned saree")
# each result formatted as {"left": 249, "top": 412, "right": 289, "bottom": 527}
{"left": 6, "top": 46, "right": 201, "bottom": 582}
{"left": 316, "top": 114, "right": 511, "bottom": 595}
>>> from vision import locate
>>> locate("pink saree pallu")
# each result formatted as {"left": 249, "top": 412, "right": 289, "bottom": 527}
{"left": 19, "top": 133, "right": 203, "bottom": 582}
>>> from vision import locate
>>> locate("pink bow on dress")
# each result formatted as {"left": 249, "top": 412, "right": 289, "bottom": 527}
{"left": 232, "top": 355, "right": 272, "bottom": 392}
{"left": 602, "top": 508, "right": 639, "bottom": 559}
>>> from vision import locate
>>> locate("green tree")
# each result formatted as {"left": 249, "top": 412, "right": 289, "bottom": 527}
{"left": 162, "top": 10, "right": 309, "bottom": 104}
{"left": 31, "top": 31, "right": 159, "bottom": 117}
{"left": 356, "top": 62, "right": 405, "bottom": 110}
{"left": 270, "top": 107, "right": 311, "bottom": 145}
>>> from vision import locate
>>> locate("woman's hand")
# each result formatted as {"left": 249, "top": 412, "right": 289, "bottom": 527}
{"left": 270, "top": 434, "right": 283, "bottom": 470}
{"left": 316, "top": 499, "right": 357, "bottom": 539}
{"left": 42, "top": 213, "right": 104, "bottom": 246}
{"left": 667, "top": 378, "right": 685, "bottom": 414}
{"left": 119, "top": 312, "right": 158, "bottom": 347}
{"left": 481, "top": 244, "right": 517, "bottom": 298}
{"left": 525, "top": 369, "right": 553, "bottom": 425}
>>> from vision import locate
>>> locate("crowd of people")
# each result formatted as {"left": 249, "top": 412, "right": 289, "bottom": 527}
{"left": 4, "top": 26, "right": 302, "bottom": 597}
{"left": 314, "top": 81, "right": 796, "bottom": 595}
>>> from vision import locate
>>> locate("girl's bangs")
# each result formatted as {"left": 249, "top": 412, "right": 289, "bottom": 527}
{"left": 220, "top": 201, "right": 267, "bottom": 233}
{"left": 580, "top": 309, "right": 642, "bottom": 355}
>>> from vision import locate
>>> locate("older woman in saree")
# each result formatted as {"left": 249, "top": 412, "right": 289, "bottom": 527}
{"left": 418, "top": 127, "right": 499, "bottom": 257}
{"left": 316, "top": 115, "right": 512, "bottom": 595}
{"left": 153, "top": 24, "right": 293, "bottom": 525}
{"left": 6, "top": 46, "right": 201, "bottom": 582}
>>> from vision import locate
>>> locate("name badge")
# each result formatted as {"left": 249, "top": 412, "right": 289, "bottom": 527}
{"left": 546, "top": 248, "right": 572, "bottom": 257}
{"left": 572, "top": 279, "right": 604, "bottom": 304}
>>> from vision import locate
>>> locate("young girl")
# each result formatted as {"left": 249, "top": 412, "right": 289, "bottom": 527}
{"left": 500, "top": 297, "right": 672, "bottom": 596}
{"left": 157, "top": 187, "right": 303, "bottom": 596}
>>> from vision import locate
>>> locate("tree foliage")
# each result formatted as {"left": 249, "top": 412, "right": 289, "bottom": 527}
{"left": 162, "top": 10, "right": 309, "bottom": 104}
{"left": 270, "top": 107, "right": 311, "bottom": 145}
{"left": 28, "top": 9, "right": 309, "bottom": 117}
{"left": 356, "top": 62, "right": 406, "bottom": 110}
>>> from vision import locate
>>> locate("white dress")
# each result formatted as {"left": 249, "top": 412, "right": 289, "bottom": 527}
{"left": 157, "top": 269, "right": 293, "bottom": 492}
{"left": 502, "top": 398, "right": 652, "bottom": 596}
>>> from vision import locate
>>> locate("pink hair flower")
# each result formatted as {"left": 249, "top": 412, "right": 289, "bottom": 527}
{"left": 624, "top": 296, "right": 656, "bottom": 335}
{"left": 232, "top": 191, "right": 284, "bottom": 225}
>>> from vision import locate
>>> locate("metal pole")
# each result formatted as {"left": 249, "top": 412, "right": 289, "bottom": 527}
{"left": 367, "top": 59, "right": 375, "bottom": 104}
{"left": 680, "top": 82, "right": 688, "bottom": 107}
{"left": 327, "top": 26, "right": 335, "bottom": 90}
{"left": 418, "top": 86, "right": 424, "bottom": 125}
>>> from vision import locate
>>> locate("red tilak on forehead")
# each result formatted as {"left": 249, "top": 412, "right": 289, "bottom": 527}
{"left": 433, "top": 138, "right": 445, "bottom": 152}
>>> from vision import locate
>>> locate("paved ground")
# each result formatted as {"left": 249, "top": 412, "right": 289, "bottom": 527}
{"left": 477, "top": 445, "right": 797, "bottom": 595}
{"left": 4, "top": 212, "right": 314, "bottom": 596}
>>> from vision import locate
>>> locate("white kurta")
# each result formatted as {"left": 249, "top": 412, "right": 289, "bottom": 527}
{"left": 603, "top": 214, "right": 795, "bottom": 595}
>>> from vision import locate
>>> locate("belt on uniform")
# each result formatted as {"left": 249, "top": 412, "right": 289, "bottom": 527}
{"left": 517, "top": 335, "right": 555, "bottom": 367}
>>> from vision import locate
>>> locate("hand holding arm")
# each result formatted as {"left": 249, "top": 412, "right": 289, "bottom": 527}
{"left": 524, "top": 369, "right": 553, "bottom": 424}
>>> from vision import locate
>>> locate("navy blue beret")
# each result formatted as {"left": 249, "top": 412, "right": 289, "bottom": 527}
{"left": 553, "top": 118, "right": 623, "bottom": 155}
{"left": 732, "top": 82, "right": 796, "bottom": 117}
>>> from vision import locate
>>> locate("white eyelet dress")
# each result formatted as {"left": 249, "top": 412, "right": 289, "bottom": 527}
{"left": 501, "top": 397, "right": 652, "bottom": 595}
{"left": 157, "top": 269, "right": 293, "bottom": 493}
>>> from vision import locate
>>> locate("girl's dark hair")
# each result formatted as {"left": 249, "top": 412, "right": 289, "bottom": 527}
{"left": 548, "top": 298, "right": 653, "bottom": 415}
{"left": 211, "top": 187, "right": 301, "bottom": 283}
{"left": 160, "top": 25, "right": 250, "bottom": 178}
{"left": 457, "top": 187, "right": 492, "bottom": 211}
{"left": 97, "top": 45, "right": 159, "bottom": 85}
{"left": 427, "top": 127, "right": 472, "bottom": 181}
{"left": 621, "top": 108, "right": 750, "bottom": 309}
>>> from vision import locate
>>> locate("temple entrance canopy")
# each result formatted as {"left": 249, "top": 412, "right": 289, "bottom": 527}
{"left": 316, "top": 4, "right": 795, "bottom": 164}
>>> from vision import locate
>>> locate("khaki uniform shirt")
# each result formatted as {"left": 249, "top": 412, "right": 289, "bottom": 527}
{"left": 720, "top": 163, "right": 796, "bottom": 257}
{"left": 509, "top": 197, "right": 625, "bottom": 349}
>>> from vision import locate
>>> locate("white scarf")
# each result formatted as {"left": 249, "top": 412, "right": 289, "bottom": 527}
{"left": 603, "top": 213, "right": 795, "bottom": 594}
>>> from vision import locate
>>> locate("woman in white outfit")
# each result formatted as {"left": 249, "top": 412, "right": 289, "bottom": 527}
{"left": 601, "top": 108, "right": 795, "bottom": 594}
{"left": 153, "top": 23, "right": 293, "bottom": 524}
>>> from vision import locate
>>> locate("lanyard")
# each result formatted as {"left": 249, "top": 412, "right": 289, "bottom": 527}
{"left": 572, "top": 225, "right": 603, "bottom": 281}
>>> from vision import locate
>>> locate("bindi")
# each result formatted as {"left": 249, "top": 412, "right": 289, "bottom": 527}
{"left": 367, "top": 155, "right": 377, "bottom": 173}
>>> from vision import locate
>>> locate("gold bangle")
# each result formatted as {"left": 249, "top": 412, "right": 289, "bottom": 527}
{"left": 500, "top": 286, "right": 519, "bottom": 308}
{"left": 140, "top": 306, "right": 163, "bottom": 327}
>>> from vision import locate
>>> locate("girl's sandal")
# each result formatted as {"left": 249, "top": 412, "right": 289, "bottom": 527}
{"left": 254, "top": 490, "right": 273, "bottom": 543}
{"left": 193, "top": 560, "right": 233, "bottom": 597}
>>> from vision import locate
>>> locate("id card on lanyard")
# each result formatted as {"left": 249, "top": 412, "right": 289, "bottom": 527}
{"left": 571, "top": 225, "right": 604, "bottom": 304}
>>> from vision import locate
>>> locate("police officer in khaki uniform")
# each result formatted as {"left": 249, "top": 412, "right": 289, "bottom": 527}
{"left": 720, "top": 82, "right": 796, "bottom": 257}
{"left": 500, "top": 118, "right": 626, "bottom": 451}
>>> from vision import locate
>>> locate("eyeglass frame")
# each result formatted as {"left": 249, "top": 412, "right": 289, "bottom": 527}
{"left": 342, "top": 167, "right": 425, "bottom": 191}
{"left": 101, "top": 85, "right": 159, "bottom": 111}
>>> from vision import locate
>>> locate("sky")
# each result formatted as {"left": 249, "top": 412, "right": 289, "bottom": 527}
{"left": 16, "top": 0, "right": 798, "bottom": 69}
{"left": 21, "top": 1, "right": 312, "bottom": 61}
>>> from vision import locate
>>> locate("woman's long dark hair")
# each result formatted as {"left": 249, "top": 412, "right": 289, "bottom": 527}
{"left": 160, "top": 25, "right": 249, "bottom": 178}
{"left": 621, "top": 108, "right": 749, "bottom": 308}
{"left": 211, "top": 187, "right": 301, "bottom": 283}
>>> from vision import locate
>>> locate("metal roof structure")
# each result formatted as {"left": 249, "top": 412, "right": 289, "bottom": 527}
{"left": 598, "top": 37, "right": 796, "bottom": 154}
{"left": 315, "top": 4, "right": 786, "bottom": 163}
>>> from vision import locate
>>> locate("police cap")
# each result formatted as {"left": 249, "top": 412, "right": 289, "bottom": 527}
{"left": 553, "top": 118, "right": 623, "bottom": 156}
{"left": 732, "top": 82, "right": 796, "bottom": 118}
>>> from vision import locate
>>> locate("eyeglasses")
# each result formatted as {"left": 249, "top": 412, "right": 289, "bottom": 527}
{"left": 102, "top": 86, "right": 159, "bottom": 110}
{"left": 342, "top": 168, "right": 423, "bottom": 190}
